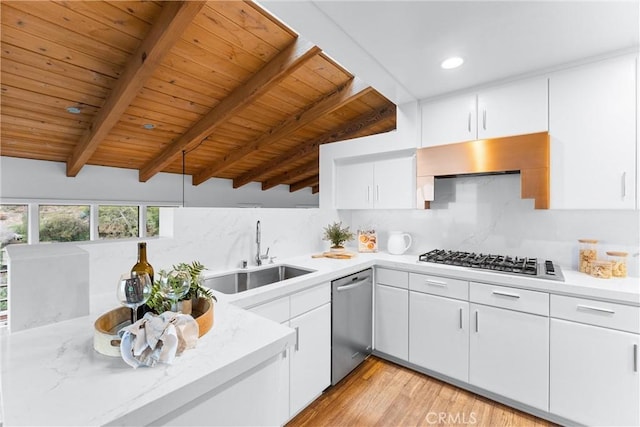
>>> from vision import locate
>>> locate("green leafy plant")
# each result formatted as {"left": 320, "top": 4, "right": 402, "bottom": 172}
{"left": 146, "top": 261, "right": 215, "bottom": 314}
{"left": 322, "top": 221, "right": 355, "bottom": 249}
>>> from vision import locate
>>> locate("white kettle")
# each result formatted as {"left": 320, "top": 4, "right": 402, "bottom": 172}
{"left": 387, "top": 231, "right": 412, "bottom": 255}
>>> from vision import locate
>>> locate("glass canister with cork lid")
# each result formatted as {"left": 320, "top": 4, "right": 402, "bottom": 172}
{"left": 578, "top": 239, "right": 598, "bottom": 274}
{"left": 606, "top": 251, "right": 628, "bottom": 278}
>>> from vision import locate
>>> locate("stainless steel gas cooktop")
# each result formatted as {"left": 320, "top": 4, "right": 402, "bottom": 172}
{"left": 418, "top": 249, "right": 565, "bottom": 282}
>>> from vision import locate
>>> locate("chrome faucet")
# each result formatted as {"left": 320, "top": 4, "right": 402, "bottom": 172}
{"left": 255, "top": 220, "right": 269, "bottom": 266}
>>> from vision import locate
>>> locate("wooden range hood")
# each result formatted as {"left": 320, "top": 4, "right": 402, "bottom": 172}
{"left": 416, "top": 132, "right": 550, "bottom": 209}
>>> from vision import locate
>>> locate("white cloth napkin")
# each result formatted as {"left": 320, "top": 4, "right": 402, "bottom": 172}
{"left": 119, "top": 311, "right": 199, "bottom": 368}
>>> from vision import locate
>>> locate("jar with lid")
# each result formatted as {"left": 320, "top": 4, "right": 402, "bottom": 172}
{"left": 578, "top": 239, "right": 598, "bottom": 273}
{"left": 606, "top": 251, "right": 628, "bottom": 278}
{"left": 590, "top": 260, "right": 613, "bottom": 279}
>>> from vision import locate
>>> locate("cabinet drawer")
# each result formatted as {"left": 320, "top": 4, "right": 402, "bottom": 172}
{"left": 470, "top": 282, "right": 549, "bottom": 316}
{"left": 291, "top": 283, "right": 331, "bottom": 318}
{"left": 409, "top": 273, "right": 468, "bottom": 300}
{"left": 551, "top": 294, "right": 640, "bottom": 334}
{"left": 376, "top": 268, "right": 409, "bottom": 289}
{"left": 250, "top": 296, "right": 290, "bottom": 324}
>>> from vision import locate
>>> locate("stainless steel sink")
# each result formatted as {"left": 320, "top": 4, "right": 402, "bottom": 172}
{"left": 204, "top": 265, "right": 315, "bottom": 294}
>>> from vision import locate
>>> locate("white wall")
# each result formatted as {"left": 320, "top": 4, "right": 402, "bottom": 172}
{"left": 0, "top": 157, "right": 319, "bottom": 208}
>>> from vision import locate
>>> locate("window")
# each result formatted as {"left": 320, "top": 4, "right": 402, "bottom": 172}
{"left": 99, "top": 205, "right": 139, "bottom": 239}
{"left": 0, "top": 204, "right": 28, "bottom": 244}
{"left": 146, "top": 206, "right": 161, "bottom": 237}
{"left": 39, "top": 205, "right": 90, "bottom": 243}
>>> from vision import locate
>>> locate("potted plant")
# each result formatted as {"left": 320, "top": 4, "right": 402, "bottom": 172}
{"left": 147, "top": 261, "right": 215, "bottom": 314}
{"left": 322, "top": 221, "right": 355, "bottom": 252}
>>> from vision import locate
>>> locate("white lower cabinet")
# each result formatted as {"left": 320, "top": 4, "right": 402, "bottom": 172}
{"left": 409, "top": 291, "right": 469, "bottom": 382}
{"left": 469, "top": 301, "right": 549, "bottom": 411}
{"left": 549, "top": 294, "right": 640, "bottom": 426}
{"left": 248, "top": 283, "right": 331, "bottom": 422}
{"left": 550, "top": 319, "right": 639, "bottom": 426}
{"left": 289, "top": 302, "right": 331, "bottom": 418}
{"left": 374, "top": 270, "right": 409, "bottom": 361}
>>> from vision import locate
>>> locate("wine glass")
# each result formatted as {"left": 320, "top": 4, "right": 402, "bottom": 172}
{"left": 116, "top": 272, "right": 152, "bottom": 324}
{"left": 158, "top": 270, "right": 190, "bottom": 312}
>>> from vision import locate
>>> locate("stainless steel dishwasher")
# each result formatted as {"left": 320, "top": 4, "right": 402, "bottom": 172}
{"left": 331, "top": 268, "right": 373, "bottom": 385}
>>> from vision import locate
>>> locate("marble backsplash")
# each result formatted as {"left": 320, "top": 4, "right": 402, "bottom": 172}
{"left": 81, "top": 208, "right": 341, "bottom": 296}
{"left": 348, "top": 174, "right": 640, "bottom": 277}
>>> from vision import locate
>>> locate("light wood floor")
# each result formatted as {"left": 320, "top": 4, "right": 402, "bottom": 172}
{"left": 287, "top": 357, "right": 555, "bottom": 427}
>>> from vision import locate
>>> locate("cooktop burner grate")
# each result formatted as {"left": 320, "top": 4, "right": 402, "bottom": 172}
{"left": 418, "top": 249, "right": 564, "bottom": 281}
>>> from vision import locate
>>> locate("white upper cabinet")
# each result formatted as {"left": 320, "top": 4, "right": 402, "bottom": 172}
{"left": 477, "top": 77, "right": 548, "bottom": 139}
{"left": 420, "top": 77, "right": 548, "bottom": 147}
{"left": 421, "top": 94, "right": 477, "bottom": 146}
{"left": 549, "top": 54, "right": 637, "bottom": 209}
{"left": 335, "top": 156, "right": 415, "bottom": 209}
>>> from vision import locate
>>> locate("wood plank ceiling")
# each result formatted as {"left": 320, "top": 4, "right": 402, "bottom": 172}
{"left": 0, "top": 1, "right": 397, "bottom": 194}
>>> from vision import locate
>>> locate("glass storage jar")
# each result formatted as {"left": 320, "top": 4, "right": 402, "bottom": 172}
{"left": 578, "top": 239, "right": 598, "bottom": 274}
{"left": 606, "top": 251, "right": 628, "bottom": 278}
{"left": 590, "top": 260, "right": 612, "bottom": 279}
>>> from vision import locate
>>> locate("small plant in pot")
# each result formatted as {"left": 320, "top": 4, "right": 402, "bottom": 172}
{"left": 322, "top": 221, "right": 355, "bottom": 252}
{"left": 146, "top": 261, "right": 215, "bottom": 315}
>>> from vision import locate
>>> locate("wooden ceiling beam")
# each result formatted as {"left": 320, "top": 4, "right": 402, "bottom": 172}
{"left": 262, "top": 158, "right": 318, "bottom": 191}
{"left": 66, "top": 1, "right": 206, "bottom": 177}
{"left": 311, "top": 185, "right": 320, "bottom": 194}
{"left": 138, "top": 38, "right": 321, "bottom": 182}
{"left": 232, "top": 104, "right": 396, "bottom": 189}
{"left": 290, "top": 175, "right": 319, "bottom": 192}
{"left": 193, "top": 78, "right": 371, "bottom": 186}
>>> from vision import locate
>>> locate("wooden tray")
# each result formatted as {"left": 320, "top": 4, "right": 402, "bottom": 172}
{"left": 94, "top": 297, "right": 214, "bottom": 357}
{"left": 311, "top": 251, "right": 357, "bottom": 259}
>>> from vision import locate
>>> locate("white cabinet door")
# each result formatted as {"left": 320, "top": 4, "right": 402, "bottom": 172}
{"left": 374, "top": 156, "right": 415, "bottom": 209}
{"left": 374, "top": 283, "right": 408, "bottom": 360}
{"left": 409, "top": 292, "right": 469, "bottom": 382}
{"left": 550, "top": 319, "right": 640, "bottom": 426}
{"left": 289, "top": 302, "right": 331, "bottom": 418}
{"left": 421, "top": 94, "right": 477, "bottom": 147}
{"left": 549, "top": 54, "right": 637, "bottom": 209}
{"left": 469, "top": 304, "right": 549, "bottom": 411}
{"left": 335, "top": 161, "right": 373, "bottom": 209}
{"left": 477, "top": 77, "right": 548, "bottom": 139}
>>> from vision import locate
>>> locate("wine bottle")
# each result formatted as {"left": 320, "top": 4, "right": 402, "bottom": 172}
{"left": 131, "top": 242, "right": 154, "bottom": 320}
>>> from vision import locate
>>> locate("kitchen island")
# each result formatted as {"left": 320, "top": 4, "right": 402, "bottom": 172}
{"left": 1, "top": 252, "right": 638, "bottom": 426}
{"left": 0, "top": 299, "right": 295, "bottom": 426}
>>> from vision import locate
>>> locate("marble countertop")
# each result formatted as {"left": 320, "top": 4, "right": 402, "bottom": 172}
{"left": 2, "top": 251, "right": 637, "bottom": 426}
{"left": 212, "top": 252, "right": 640, "bottom": 308}
{"left": 1, "top": 299, "right": 295, "bottom": 426}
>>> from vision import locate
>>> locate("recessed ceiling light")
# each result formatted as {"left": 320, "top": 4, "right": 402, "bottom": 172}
{"left": 66, "top": 106, "right": 81, "bottom": 114}
{"left": 441, "top": 57, "right": 464, "bottom": 70}
{"left": 143, "top": 123, "right": 155, "bottom": 130}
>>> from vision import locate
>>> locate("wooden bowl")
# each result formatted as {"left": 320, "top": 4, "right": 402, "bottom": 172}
{"left": 93, "top": 297, "right": 214, "bottom": 357}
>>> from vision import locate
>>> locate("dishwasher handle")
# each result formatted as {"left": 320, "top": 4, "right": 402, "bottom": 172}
{"left": 335, "top": 278, "right": 370, "bottom": 292}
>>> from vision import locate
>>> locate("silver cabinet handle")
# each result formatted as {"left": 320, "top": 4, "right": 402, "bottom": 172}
{"left": 577, "top": 304, "right": 615, "bottom": 314}
{"left": 294, "top": 326, "right": 300, "bottom": 352}
{"left": 425, "top": 279, "right": 447, "bottom": 287}
{"left": 459, "top": 308, "right": 463, "bottom": 329}
{"left": 482, "top": 109, "right": 487, "bottom": 130}
{"left": 467, "top": 112, "right": 472, "bottom": 133}
{"left": 376, "top": 185, "right": 380, "bottom": 202}
{"left": 492, "top": 291, "right": 521, "bottom": 299}
{"left": 634, "top": 344, "right": 638, "bottom": 372}
{"left": 475, "top": 311, "right": 479, "bottom": 332}
{"left": 336, "top": 278, "right": 369, "bottom": 292}
{"left": 366, "top": 185, "right": 371, "bottom": 202}
{"left": 622, "top": 171, "right": 627, "bottom": 198}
